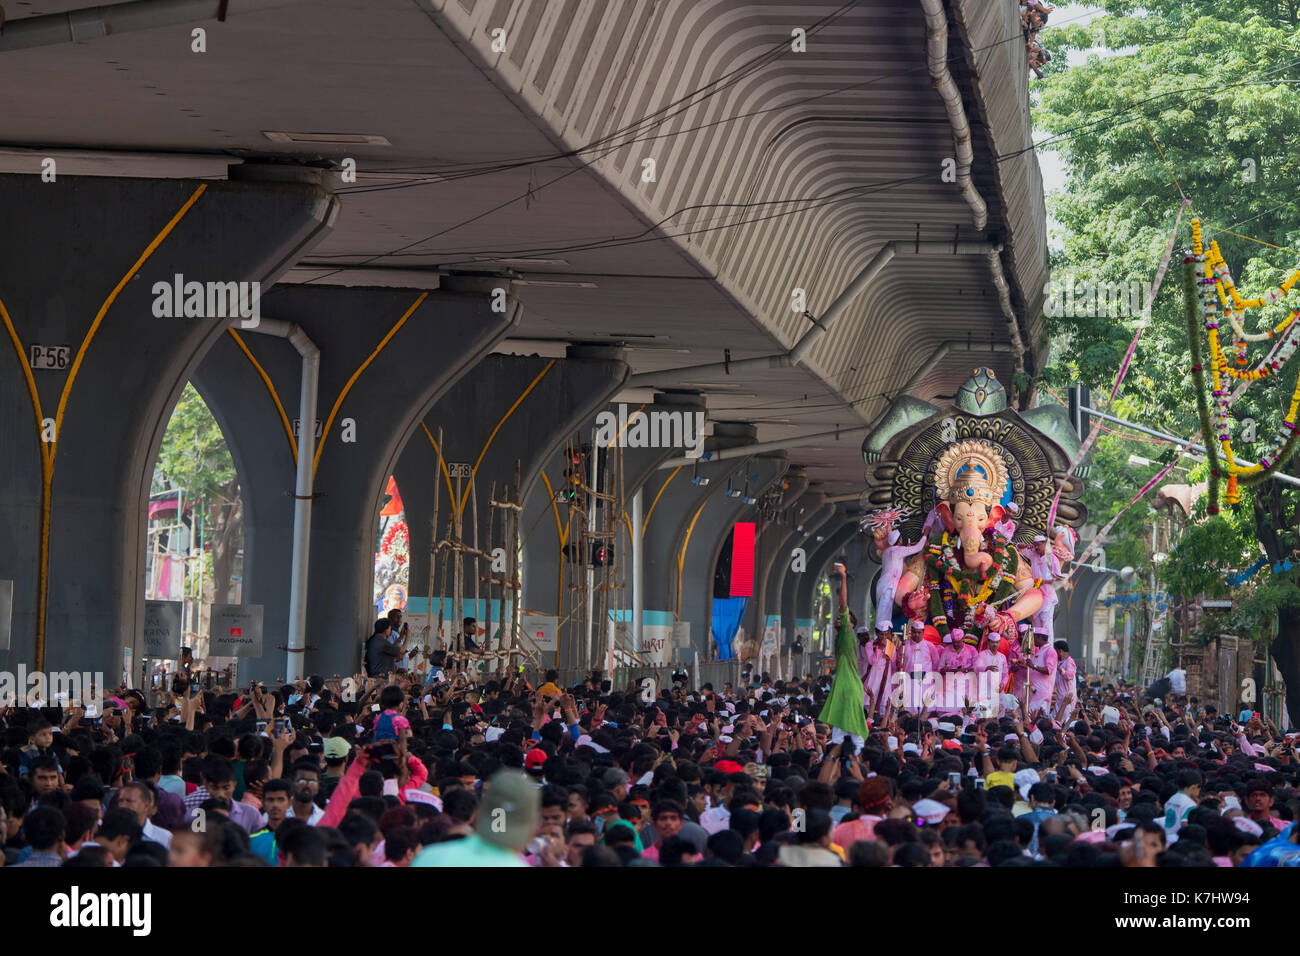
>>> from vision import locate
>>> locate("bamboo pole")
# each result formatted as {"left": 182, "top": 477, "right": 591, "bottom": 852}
{"left": 471, "top": 477, "right": 480, "bottom": 646}
{"left": 509, "top": 460, "right": 521, "bottom": 660}
{"left": 432, "top": 427, "right": 443, "bottom": 651}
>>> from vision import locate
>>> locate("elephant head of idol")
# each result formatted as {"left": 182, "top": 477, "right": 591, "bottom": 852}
{"left": 933, "top": 441, "right": 1007, "bottom": 564}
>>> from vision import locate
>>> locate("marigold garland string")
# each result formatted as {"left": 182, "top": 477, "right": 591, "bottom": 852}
{"left": 1187, "top": 219, "right": 1300, "bottom": 508}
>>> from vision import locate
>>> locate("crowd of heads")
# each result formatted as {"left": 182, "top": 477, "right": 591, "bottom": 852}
{"left": 1, "top": 650, "right": 1297, "bottom": 867}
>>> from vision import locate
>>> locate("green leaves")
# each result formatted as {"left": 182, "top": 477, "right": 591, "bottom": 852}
{"left": 1035, "top": 2, "right": 1300, "bottom": 638}
{"left": 153, "top": 383, "right": 237, "bottom": 504}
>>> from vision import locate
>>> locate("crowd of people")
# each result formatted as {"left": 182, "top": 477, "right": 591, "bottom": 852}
{"left": 1, "top": 589, "right": 1297, "bottom": 867}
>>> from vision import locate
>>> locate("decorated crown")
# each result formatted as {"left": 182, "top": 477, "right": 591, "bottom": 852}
{"left": 933, "top": 440, "right": 1007, "bottom": 509}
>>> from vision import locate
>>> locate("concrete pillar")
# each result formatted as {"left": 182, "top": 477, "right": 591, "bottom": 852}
{"left": 0, "top": 172, "right": 336, "bottom": 677}
{"left": 514, "top": 381, "right": 707, "bottom": 644}
{"left": 841, "top": 534, "right": 878, "bottom": 627}
{"left": 777, "top": 499, "right": 840, "bottom": 644}
{"left": 592, "top": 422, "right": 785, "bottom": 665}
{"left": 192, "top": 280, "right": 521, "bottom": 679}
{"left": 674, "top": 452, "right": 788, "bottom": 661}
{"left": 763, "top": 491, "right": 831, "bottom": 648}
{"left": 1060, "top": 567, "right": 1111, "bottom": 668}
{"left": 794, "top": 514, "right": 864, "bottom": 651}
{"left": 393, "top": 348, "right": 630, "bottom": 647}
{"left": 741, "top": 468, "right": 810, "bottom": 643}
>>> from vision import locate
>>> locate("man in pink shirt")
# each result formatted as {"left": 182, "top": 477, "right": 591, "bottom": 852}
{"left": 973, "top": 631, "right": 1007, "bottom": 717}
{"left": 1052, "top": 640, "right": 1077, "bottom": 723}
{"left": 862, "top": 630, "right": 897, "bottom": 718}
{"left": 1026, "top": 628, "right": 1057, "bottom": 719}
{"left": 899, "top": 620, "right": 938, "bottom": 712}
{"left": 937, "top": 630, "right": 977, "bottom": 714}
{"left": 1003, "top": 623, "right": 1030, "bottom": 696}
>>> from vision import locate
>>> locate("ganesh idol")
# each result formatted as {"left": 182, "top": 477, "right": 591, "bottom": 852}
{"left": 891, "top": 441, "right": 1043, "bottom": 641}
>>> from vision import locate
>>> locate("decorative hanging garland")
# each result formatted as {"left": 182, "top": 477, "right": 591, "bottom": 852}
{"left": 381, "top": 519, "right": 410, "bottom": 565}
{"left": 923, "top": 531, "right": 1017, "bottom": 636}
{"left": 1187, "top": 219, "right": 1300, "bottom": 506}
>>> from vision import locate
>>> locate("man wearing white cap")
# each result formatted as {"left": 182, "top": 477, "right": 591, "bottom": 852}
{"left": 898, "top": 619, "right": 937, "bottom": 712}
{"left": 937, "top": 628, "right": 977, "bottom": 714}
{"left": 1027, "top": 627, "right": 1058, "bottom": 719}
{"left": 862, "top": 627, "right": 897, "bottom": 719}
{"left": 913, "top": 798, "right": 951, "bottom": 827}
{"left": 974, "top": 630, "right": 1008, "bottom": 717}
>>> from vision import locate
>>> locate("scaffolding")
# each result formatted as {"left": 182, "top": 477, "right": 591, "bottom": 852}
{"left": 423, "top": 430, "right": 541, "bottom": 673}
{"left": 551, "top": 436, "right": 647, "bottom": 674}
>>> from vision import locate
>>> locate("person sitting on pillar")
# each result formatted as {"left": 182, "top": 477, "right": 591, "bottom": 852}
{"left": 817, "top": 561, "right": 872, "bottom": 750}
{"left": 462, "top": 617, "right": 480, "bottom": 652}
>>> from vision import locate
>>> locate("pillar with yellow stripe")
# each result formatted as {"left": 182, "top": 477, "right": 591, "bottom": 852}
{"left": 393, "top": 346, "right": 629, "bottom": 654}
{"left": 191, "top": 280, "right": 520, "bottom": 679}
{"left": 636, "top": 423, "right": 788, "bottom": 665}
{"left": 0, "top": 170, "right": 336, "bottom": 675}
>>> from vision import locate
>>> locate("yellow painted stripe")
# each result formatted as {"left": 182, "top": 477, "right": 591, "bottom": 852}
{"left": 539, "top": 471, "right": 567, "bottom": 546}
{"left": 38, "top": 184, "right": 204, "bottom": 666}
{"left": 52, "top": 184, "right": 207, "bottom": 462}
{"left": 314, "top": 292, "right": 428, "bottom": 476}
{"left": 675, "top": 500, "right": 708, "bottom": 618}
{"left": 227, "top": 328, "right": 297, "bottom": 464}
{"left": 642, "top": 466, "right": 681, "bottom": 535}
{"left": 463, "top": 359, "right": 556, "bottom": 517}
{"left": 0, "top": 294, "right": 54, "bottom": 665}
{"left": 420, "top": 421, "right": 458, "bottom": 513}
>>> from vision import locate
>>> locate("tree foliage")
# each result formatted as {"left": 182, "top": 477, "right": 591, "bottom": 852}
{"left": 152, "top": 384, "right": 242, "bottom": 603}
{"left": 1035, "top": 3, "right": 1300, "bottom": 710}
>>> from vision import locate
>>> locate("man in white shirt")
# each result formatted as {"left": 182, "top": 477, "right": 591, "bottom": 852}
{"left": 286, "top": 762, "right": 326, "bottom": 825}
{"left": 119, "top": 781, "right": 172, "bottom": 849}
{"left": 1166, "top": 666, "right": 1187, "bottom": 696}
{"left": 1164, "top": 769, "right": 1202, "bottom": 834}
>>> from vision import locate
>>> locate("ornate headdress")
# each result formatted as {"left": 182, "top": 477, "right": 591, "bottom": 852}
{"left": 933, "top": 440, "right": 1007, "bottom": 509}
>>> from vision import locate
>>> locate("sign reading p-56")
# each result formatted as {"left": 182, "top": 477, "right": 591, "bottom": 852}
{"left": 30, "top": 345, "right": 70, "bottom": 370}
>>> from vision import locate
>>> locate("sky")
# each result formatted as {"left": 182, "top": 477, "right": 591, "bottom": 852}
{"left": 1034, "top": 4, "right": 1109, "bottom": 246}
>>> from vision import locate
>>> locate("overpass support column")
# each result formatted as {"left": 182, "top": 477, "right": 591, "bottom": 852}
{"left": 741, "top": 469, "right": 809, "bottom": 645}
{"left": 777, "top": 498, "right": 838, "bottom": 647}
{"left": 394, "top": 347, "right": 629, "bottom": 653}
{"left": 193, "top": 281, "right": 520, "bottom": 680}
{"left": 516, "top": 392, "right": 710, "bottom": 667}
{"left": 759, "top": 489, "right": 829, "bottom": 660}
{"left": 0, "top": 172, "right": 335, "bottom": 677}
{"left": 672, "top": 451, "right": 787, "bottom": 661}
{"left": 795, "top": 514, "right": 864, "bottom": 654}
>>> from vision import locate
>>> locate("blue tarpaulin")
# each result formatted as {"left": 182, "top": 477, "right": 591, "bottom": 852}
{"left": 711, "top": 597, "right": 747, "bottom": 661}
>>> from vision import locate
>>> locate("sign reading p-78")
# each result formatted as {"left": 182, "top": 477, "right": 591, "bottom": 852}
{"left": 30, "top": 345, "right": 70, "bottom": 370}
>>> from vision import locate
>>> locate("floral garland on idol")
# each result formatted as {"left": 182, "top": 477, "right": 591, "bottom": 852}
{"left": 1187, "top": 219, "right": 1300, "bottom": 511}
{"left": 923, "top": 529, "right": 1018, "bottom": 637}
